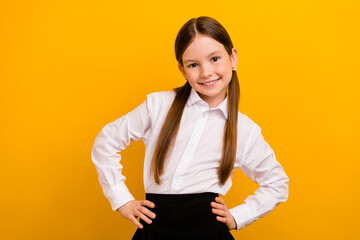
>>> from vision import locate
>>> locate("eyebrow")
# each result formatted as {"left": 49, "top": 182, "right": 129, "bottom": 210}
{"left": 183, "top": 50, "right": 222, "bottom": 64}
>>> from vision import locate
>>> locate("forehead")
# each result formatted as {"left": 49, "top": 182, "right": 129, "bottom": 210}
{"left": 182, "top": 34, "right": 227, "bottom": 60}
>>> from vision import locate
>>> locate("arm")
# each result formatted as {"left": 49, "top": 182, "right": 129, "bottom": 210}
{"left": 229, "top": 125, "right": 289, "bottom": 230}
{"left": 91, "top": 99, "right": 151, "bottom": 212}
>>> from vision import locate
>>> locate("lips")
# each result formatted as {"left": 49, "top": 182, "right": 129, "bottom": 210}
{"left": 199, "top": 78, "right": 220, "bottom": 87}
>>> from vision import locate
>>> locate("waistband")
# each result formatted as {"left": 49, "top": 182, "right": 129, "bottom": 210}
{"left": 140, "top": 192, "right": 227, "bottom": 236}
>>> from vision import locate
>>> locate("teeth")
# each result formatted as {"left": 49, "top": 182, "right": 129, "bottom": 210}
{"left": 202, "top": 79, "right": 218, "bottom": 86}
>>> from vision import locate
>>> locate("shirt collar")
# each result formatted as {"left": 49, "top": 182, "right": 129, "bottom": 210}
{"left": 187, "top": 87, "right": 228, "bottom": 119}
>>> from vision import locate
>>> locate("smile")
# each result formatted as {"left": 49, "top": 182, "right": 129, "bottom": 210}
{"left": 199, "top": 78, "right": 220, "bottom": 87}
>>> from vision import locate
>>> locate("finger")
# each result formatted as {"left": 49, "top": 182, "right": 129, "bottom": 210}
{"left": 139, "top": 206, "right": 156, "bottom": 219}
{"left": 129, "top": 215, "right": 143, "bottom": 229}
{"left": 211, "top": 201, "right": 225, "bottom": 210}
{"left": 216, "top": 216, "right": 227, "bottom": 223}
{"left": 212, "top": 208, "right": 226, "bottom": 217}
{"left": 140, "top": 200, "right": 155, "bottom": 208}
{"left": 215, "top": 197, "right": 225, "bottom": 204}
{"left": 137, "top": 211, "right": 153, "bottom": 224}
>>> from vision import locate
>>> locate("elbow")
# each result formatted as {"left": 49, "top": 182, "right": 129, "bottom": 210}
{"left": 271, "top": 175, "right": 289, "bottom": 203}
{"left": 281, "top": 175, "right": 289, "bottom": 203}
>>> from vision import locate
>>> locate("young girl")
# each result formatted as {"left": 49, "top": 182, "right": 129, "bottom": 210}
{"left": 91, "top": 16, "right": 289, "bottom": 240}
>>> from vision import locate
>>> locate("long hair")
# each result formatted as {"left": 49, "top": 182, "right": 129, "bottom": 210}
{"left": 151, "top": 16, "right": 240, "bottom": 185}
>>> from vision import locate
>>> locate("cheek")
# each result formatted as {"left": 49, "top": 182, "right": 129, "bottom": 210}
{"left": 218, "top": 64, "right": 232, "bottom": 77}
{"left": 185, "top": 71, "right": 198, "bottom": 82}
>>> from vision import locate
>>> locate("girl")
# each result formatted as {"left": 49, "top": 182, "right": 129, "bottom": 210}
{"left": 91, "top": 16, "right": 289, "bottom": 240}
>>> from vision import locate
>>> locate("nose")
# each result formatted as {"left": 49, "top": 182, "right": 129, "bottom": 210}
{"left": 200, "top": 63, "right": 213, "bottom": 79}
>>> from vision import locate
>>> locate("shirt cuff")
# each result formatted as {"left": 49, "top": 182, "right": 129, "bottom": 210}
{"left": 103, "top": 181, "right": 135, "bottom": 211}
{"left": 229, "top": 204, "right": 256, "bottom": 231}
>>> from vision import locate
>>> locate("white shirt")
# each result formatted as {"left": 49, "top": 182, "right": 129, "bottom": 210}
{"left": 91, "top": 88, "right": 289, "bottom": 230}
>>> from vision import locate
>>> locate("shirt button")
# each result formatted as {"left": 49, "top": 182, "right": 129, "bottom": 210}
{"left": 174, "top": 179, "right": 179, "bottom": 185}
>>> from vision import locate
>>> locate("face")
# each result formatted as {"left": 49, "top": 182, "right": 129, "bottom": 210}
{"left": 178, "top": 34, "right": 238, "bottom": 108}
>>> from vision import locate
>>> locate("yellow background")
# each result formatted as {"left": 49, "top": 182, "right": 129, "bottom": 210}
{"left": 1, "top": 0, "right": 359, "bottom": 239}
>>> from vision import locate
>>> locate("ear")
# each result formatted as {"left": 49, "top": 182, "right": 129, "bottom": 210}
{"left": 230, "top": 48, "right": 238, "bottom": 69}
{"left": 178, "top": 63, "right": 187, "bottom": 79}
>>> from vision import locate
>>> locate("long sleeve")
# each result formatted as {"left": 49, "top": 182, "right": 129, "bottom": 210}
{"left": 91, "top": 99, "right": 151, "bottom": 211}
{"left": 229, "top": 125, "right": 289, "bottom": 230}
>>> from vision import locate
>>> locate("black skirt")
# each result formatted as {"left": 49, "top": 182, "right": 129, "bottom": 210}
{"left": 132, "top": 192, "right": 235, "bottom": 240}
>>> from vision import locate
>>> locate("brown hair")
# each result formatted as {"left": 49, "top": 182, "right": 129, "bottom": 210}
{"left": 151, "top": 16, "right": 240, "bottom": 185}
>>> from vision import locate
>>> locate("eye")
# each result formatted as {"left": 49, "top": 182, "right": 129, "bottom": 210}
{"left": 211, "top": 57, "right": 220, "bottom": 62}
{"left": 188, "top": 63, "right": 198, "bottom": 68}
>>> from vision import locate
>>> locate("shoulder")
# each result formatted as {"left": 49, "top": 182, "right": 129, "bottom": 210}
{"left": 145, "top": 90, "right": 176, "bottom": 112}
{"left": 237, "top": 111, "right": 261, "bottom": 136}
{"left": 146, "top": 90, "right": 176, "bottom": 102}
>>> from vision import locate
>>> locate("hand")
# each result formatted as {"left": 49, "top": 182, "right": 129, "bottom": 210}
{"left": 211, "top": 197, "right": 237, "bottom": 230}
{"left": 117, "top": 200, "right": 156, "bottom": 229}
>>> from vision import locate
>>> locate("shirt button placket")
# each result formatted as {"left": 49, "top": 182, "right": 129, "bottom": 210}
{"left": 170, "top": 110, "right": 208, "bottom": 193}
